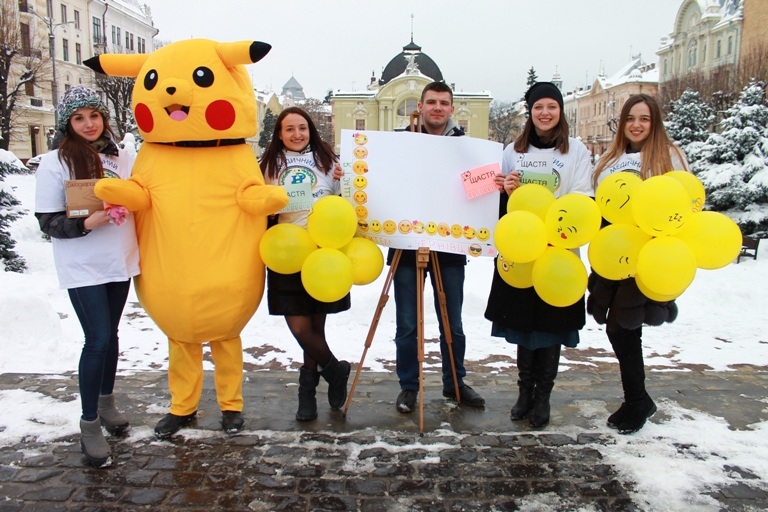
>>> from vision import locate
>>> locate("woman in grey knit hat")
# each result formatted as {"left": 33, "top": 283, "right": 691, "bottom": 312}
{"left": 35, "top": 86, "right": 139, "bottom": 467}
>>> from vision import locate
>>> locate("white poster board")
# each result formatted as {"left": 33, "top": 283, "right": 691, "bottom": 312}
{"left": 339, "top": 129, "right": 503, "bottom": 258}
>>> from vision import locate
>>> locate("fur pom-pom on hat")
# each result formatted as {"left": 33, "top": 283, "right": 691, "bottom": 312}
{"left": 57, "top": 86, "right": 110, "bottom": 131}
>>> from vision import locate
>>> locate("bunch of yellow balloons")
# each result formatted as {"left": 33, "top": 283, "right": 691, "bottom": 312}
{"left": 259, "top": 196, "right": 384, "bottom": 302}
{"left": 590, "top": 171, "right": 741, "bottom": 301}
{"left": 494, "top": 184, "right": 602, "bottom": 307}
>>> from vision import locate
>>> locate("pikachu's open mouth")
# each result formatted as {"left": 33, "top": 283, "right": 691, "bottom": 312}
{"left": 165, "top": 104, "right": 190, "bottom": 121}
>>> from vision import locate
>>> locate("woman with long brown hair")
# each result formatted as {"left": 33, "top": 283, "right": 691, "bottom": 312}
{"left": 260, "top": 107, "right": 351, "bottom": 422}
{"left": 485, "top": 82, "right": 594, "bottom": 429}
{"left": 589, "top": 93, "right": 688, "bottom": 434}
{"left": 35, "top": 86, "right": 139, "bottom": 466}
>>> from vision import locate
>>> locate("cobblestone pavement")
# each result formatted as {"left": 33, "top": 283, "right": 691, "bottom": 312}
{"left": 1, "top": 369, "right": 767, "bottom": 511}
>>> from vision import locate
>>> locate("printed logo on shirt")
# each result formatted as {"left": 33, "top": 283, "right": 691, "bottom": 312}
{"left": 279, "top": 165, "right": 317, "bottom": 189}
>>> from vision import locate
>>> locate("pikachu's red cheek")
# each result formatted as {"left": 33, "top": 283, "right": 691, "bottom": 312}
{"left": 135, "top": 104, "right": 154, "bottom": 133}
{"left": 205, "top": 100, "right": 236, "bottom": 131}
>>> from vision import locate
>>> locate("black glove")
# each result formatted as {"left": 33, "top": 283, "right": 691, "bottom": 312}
{"left": 644, "top": 298, "right": 678, "bottom": 326}
{"left": 614, "top": 278, "right": 679, "bottom": 329}
{"left": 586, "top": 271, "right": 618, "bottom": 325}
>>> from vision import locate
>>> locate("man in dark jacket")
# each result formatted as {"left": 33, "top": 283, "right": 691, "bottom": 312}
{"left": 388, "top": 81, "right": 485, "bottom": 413}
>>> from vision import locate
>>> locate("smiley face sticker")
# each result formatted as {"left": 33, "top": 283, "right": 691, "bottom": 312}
{"left": 353, "top": 175, "right": 368, "bottom": 190}
{"left": 353, "top": 190, "right": 367, "bottom": 204}
{"left": 353, "top": 146, "right": 368, "bottom": 159}
{"left": 353, "top": 160, "right": 368, "bottom": 175}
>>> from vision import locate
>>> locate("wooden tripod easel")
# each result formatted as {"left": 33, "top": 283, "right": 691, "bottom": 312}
{"left": 342, "top": 247, "right": 461, "bottom": 433}
{"left": 343, "top": 111, "right": 460, "bottom": 433}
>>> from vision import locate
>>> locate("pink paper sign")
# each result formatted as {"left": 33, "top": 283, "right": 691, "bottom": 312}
{"left": 462, "top": 162, "right": 501, "bottom": 199}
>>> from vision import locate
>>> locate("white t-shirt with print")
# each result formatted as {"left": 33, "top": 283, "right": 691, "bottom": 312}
{"left": 35, "top": 149, "right": 140, "bottom": 289}
{"left": 265, "top": 150, "right": 340, "bottom": 228}
{"left": 594, "top": 149, "right": 689, "bottom": 186}
{"left": 501, "top": 137, "right": 595, "bottom": 197}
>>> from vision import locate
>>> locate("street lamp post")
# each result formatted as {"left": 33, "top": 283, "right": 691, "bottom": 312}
{"left": 29, "top": 9, "right": 75, "bottom": 128}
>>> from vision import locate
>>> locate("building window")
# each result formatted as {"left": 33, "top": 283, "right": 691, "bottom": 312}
{"left": 663, "top": 58, "right": 668, "bottom": 76}
{"left": 138, "top": 37, "right": 145, "bottom": 53}
{"left": 112, "top": 25, "right": 117, "bottom": 45}
{"left": 702, "top": 44, "right": 706, "bottom": 62}
{"left": 75, "top": 43, "right": 81, "bottom": 64}
{"left": 92, "top": 17, "right": 102, "bottom": 44}
{"left": 60, "top": 4, "right": 67, "bottom": 23}
{"left": 716, "top": 40, "right": 721, "bottom": 58}
{"left": 116, "top": 27, "right": 121, "bottom": 46}
{"left": 74, "top": 10, "right": 80, "bottom": 29}
{"left": 396, "top": 98, "right": 418, "bottom": 116}
{"left": 458, "top": 119, "right": 468, "bottom": 132}
{"left": 20, "top": 22, "right": 31, "bottom": 56}
{"left": 129, "top": 33, "right": 134, "bottom": 51}
{"left": 25, "top": 81, "right": 34, "bottom": 97}
{"left": 355, "top": 119, "right": 365, "bottom": 130}
{"left": 125, "top": 31, "right": 129, "bottom": 48}
{"left": 727, "top": 36, "right": 733, "bottom": 55}
{"left": 62, "top": 39, "right": 69, "bottom": 61}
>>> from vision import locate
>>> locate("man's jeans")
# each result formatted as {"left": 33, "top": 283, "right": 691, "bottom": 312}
{"left": 393, "top": 263, "right": 467, "bottom": 391}
{"left": 68, "top": 280, "right": 130, "bottom": 421}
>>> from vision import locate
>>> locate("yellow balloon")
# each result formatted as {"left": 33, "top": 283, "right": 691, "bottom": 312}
{"left": 631, "top": 175, "right": 690, "bottom": 237}
{"left": 259, "top": 223, "right": 317, "bottom": 274}
{"left": 675, "top": 211, "right": 742, "bottom": 269}
{"left": 544, "top": 193, "right": 602, "bottom": 249}
{"left": 496, "top": 253, "right": 534, "bottom": 289}
{"left": 300, "top": 248, "right": 354, "bottom": 303}
{"left": 532, "top": 247, "right": 588, "bottom": 307}
{"left": 587, "top": 224, "right": 651, "bottom": 280}
{"left": 594, "top": 172, "right": 643, "bottom": 225}
{"left": 340, "top": 237, "right": 384, "bottom": 285}
{"left": 667, "top": 170, "right": 706, "bottom": 213}
{"left": 635, "top": 236, "right": 696, "bottom": 297}
{"left": 307, "top": 196, "right": 358, "bottom": 249}
{"left": 635, "top": 274, "right": 682, "bottom": 302}
{"left": 493, "top": 210, "right": 548, "bottom": 263}
{"left": 506, "top": 183, "right": 556, "bottom": 220}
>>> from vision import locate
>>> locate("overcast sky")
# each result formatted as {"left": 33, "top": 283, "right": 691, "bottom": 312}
{"left": 146, "top": 0, "right": 684, "bottom": 103}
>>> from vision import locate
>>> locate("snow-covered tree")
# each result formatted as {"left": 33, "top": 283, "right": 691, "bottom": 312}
{"left": 258, "top": 108, "right": 277, "bottom": 150}
{"left": 665, "top": 89, "right": 715, "bottom": 162}
{"left": 0, "top": 150, "right": 28, "bottom": 272}
{"left": 526, "top": 67, "right": 538, "bottom": 89}
{"left": 692, "top": 80, "right": 768, "bottom": 235}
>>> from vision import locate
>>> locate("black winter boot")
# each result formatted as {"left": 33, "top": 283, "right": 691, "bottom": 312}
{"left": 320, "top": 356, "right": 351, "bottom": 409}
{"left": 510, "top": 346, "right": 535, "bottom": 421}
{"left": 528, "top": 345, "right": 561, "bottom": 428}
{"left": 617, "top": 394, "right": 657, "bottom": 435}
{"left": 296, "top": 367, "right": 321, "bottom": 421}
{"left": 608, "top": 325, "right": 655, "bottom": 433}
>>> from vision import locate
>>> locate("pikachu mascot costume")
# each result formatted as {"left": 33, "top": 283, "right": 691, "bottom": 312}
{"left": 84, "top": 40, "right": 288, "bottom": 438}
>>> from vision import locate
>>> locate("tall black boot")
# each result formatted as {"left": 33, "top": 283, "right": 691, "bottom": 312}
{"left": 608, "top": 326, "right": 656, "bottom": 434}
{"left": 529, "top": 345, "right": 561, "bottom": 428}
{"left": 296, "top": 366, "right": 320, "bottom": 421}
{"left": 320, "top": 356, "right": 351, "bottom": 409}
{"left": 510, "top": 346, "right": 535, "bottom": 420}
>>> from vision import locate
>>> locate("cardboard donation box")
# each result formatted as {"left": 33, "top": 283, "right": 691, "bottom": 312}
{"left": 65, "top": 179, "right": 103, "bottom": 218}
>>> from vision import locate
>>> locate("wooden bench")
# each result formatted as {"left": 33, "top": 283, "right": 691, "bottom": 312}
{"left": 737, "top": 236, "right": 760, "bottom": 263}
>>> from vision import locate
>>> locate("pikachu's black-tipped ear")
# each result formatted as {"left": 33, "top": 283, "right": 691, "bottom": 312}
{"left": 83, "top": 56, "right": 105, "bottom": 74}
{"left": 81, "top": 54, "right": 147, "bottom": 77}
{"left": 249, "top": 42, "right": 271, "bottom": 63}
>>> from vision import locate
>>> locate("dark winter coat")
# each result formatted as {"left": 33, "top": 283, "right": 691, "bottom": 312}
{"left": 483, "top": 191, "right": 586, "bottom": 333}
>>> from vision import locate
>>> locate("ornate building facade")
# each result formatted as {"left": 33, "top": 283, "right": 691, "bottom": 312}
{"left": 657, "top": 0, "right": 744, "bottom": 84}
{"left": 329, "top": 39, "right": 491, "bottom": 153}
{"left": 9, "top": 0, "right": 155, "bottom": 161}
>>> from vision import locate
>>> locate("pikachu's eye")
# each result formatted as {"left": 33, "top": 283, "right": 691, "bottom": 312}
{"left": 193, "top": 67, "right": 214, "bottom": 88}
